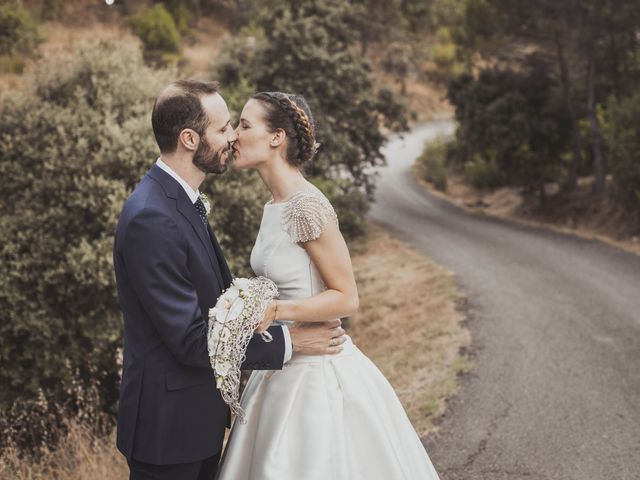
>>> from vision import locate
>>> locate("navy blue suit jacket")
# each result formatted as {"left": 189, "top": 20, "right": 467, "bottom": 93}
{"left": 113, "top": 164, "right": 285, "bottom": 465}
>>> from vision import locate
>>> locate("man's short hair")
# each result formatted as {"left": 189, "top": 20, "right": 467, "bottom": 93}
{"left": 151, "top": 79, "right": 220, "bottom": 154}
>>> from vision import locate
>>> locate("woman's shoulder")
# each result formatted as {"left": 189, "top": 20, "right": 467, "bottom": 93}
{"left": 281, "top": 185, "right": 338, "bottom": 243}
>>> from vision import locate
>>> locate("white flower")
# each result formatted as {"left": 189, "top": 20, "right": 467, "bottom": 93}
{"left": 200, "top": 193, "right": 211, "bottom": 216}
{"left": 210, "top": 287, "right": 239, "bottom": 323}
{"left": 227, "top": 297, "right": 245, "bottom": 320}
{"left": 213, "top": 296, "right": 245, "bottom": 325}
{"left": 224, "top": 286, "right": 240, "bottom": 302}
{"left": 215, "top": 360, "right": 232, "bottom": 376}
{"left": 233, "top": 277, "right": 251, "bottom": 291}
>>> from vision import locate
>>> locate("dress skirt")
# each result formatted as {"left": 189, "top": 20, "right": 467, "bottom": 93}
{"left": 216, "top": 336, "right": 440, "bottom": 480}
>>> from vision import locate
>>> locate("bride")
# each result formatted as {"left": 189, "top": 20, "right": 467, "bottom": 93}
{"left": 216, "top": 91, "right": 440, "bottom": 480}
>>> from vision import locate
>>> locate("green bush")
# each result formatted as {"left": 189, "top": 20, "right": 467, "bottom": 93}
{"left": 0, "top": 1, "right": 39, "bottom": 56}
{"left": 161, "top": 0, "right": 193, "bottom": 33}
{"left": 606, "top": 93, "right": 640, "bottom": 216}
{"left": 40, "top": 0, "right": 64, "bottom": 21}
{"left": 430, "top": 27, "right": 465, "bottom": 81}
{"left": 129, "top": 4, "right": 181, "bottom": 54}
{"left": 0, "top": 38, "right": 174, "bottom": 453}
{"left": 463, "top": 154, "right": 502, "bottom": 189}
{"left": 310, "top": 176, "right": 370, "bottom": 239}
{"left": 213, "top": 0, "right": 408, "bottom": 238}
{"left": 447, "top": 57, "right": 570, "bottom": 195}
{"left": 417, "top": 138, "right": 450, "bottom": 191}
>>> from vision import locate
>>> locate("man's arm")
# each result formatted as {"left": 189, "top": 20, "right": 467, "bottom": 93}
{"left": 124, "top": 209, "right": 288, "bottom": 369}
{"left": 242, "top": 320, "right": 347, "bottom": 368}
{"left": 242, "top": 326, "right": 287, "bottom": 370}
{"left": 122, "top": 209, "right": 212, "bottom": 368}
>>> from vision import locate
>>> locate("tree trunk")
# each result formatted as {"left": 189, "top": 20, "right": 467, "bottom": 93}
{"left": 586, "top": 30, "right": 606, "bottom": 195}
{"left": 554, "top": 29, "right": 584, "bottom": 192}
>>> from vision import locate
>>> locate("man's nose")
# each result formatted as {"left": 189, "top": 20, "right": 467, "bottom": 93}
{"left": 228, "top": 129, "right": 238, "bottom": 143}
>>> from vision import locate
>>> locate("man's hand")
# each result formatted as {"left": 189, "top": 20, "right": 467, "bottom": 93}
{"left": 288, "top": 319, "right": 347, "bottom": 355}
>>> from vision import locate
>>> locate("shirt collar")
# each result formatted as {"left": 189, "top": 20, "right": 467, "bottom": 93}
{"left": 156, "top": 158, "right": 200, "bottom": 204}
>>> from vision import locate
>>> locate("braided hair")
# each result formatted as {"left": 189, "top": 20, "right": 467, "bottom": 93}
{"left": 252, "top": 92, "right": 317, "bottom": 167}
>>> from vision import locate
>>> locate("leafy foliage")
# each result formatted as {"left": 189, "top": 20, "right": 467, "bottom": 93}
{"left": 213, "top": 0, "right": 408, "bottom": 235}
{"left": 160, "top": 0, "right": 195, "bottom": 33}
{"left": 606, "top": 94, "right": 640, "bottom": 215}
{"left": 463, "top": 154, "right": 502, "bottom": 190}
{"left": 447, "top": 58, "right": 570, "bottom": 195}
{"left": 450, "top": 0, "right": 640, "bottom": 204}
{"left": 416, "top": 138, "right": 450, "bottom": 191}
{"left": 0, "top": 1, "right": 39, "bottom": 56}
{"left": 129, "top": 4, "right": 181, "bottom": 54}
{"left": 0, "top": 39, "right": 170, "bottom": 454}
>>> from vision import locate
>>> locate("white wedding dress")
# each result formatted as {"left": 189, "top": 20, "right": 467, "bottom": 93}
{"left": 216, "top": 185, "right": 440, "bottom": 480}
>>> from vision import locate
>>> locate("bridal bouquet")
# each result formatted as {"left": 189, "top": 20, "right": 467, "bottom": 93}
{"left": 207, "top": 277, "right": 278, "bottom": 422}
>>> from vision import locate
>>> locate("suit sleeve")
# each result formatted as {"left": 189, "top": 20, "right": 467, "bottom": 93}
{"left": 242, "top": 326, "right": 286, "bottom": 370}
{"left": 122, "top": 208, "right": 285, "bottom": 370}
{"left": 122, "top": 209, "right": 212, "bottom": 368}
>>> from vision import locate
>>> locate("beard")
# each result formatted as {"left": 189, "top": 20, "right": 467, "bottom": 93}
{"left": 193, "top": 137, "right": 229, "bottom": 175}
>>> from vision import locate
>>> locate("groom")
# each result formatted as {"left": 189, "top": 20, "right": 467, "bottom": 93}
{"left": 113, "top": 79, "right": 346, "bottom": 480}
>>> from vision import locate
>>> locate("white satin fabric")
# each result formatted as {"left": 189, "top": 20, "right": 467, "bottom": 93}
{"left": 216, "top": 186, "right": 440, "bottom": 479}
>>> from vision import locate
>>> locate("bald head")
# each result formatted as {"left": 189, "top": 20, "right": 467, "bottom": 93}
{"left": 151, "top": 79, "right": 220, "bottom": 154}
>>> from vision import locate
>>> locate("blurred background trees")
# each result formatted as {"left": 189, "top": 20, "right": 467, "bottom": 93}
{"left": 1, "top": 0, "right": 639, "bottom": 462}
{"left": 426, "top": 0, "right": 640, "bottom": 216}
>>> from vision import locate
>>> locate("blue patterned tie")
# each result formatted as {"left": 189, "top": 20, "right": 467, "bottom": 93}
{"left": 194, "top": 197, "right": 208, "bottom": 228}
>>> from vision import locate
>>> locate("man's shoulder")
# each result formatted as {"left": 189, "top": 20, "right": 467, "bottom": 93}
{"left": 123, "top": 175, "right": 169, "bottom": 214}
{"left": 117, "top": 176, "right": 178, "bottom": 237}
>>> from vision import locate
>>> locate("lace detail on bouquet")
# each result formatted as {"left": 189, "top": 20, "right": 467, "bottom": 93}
{"left": 281, "top": 190, "right": 338, "bottom": 243}
{"left": 207, "top": 277, "right": 278, "bottom": 423}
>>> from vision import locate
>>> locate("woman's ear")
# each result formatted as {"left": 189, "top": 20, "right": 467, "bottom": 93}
{"left": 179, "top": 128, "right": 199, "bottom": 152}
{"left": 270, "top": 128, "right": 285, "bottom": 147}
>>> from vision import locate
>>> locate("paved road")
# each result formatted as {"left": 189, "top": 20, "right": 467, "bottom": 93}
{"left": 369, "top": 121, "right": 640, "bottom": 480}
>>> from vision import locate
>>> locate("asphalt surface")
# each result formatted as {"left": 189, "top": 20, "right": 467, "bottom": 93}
{"left": 369, "top": 121, "right": 640, "bottom": 480}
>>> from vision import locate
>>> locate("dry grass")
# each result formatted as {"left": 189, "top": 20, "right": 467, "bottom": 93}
{"left": 0, "top": 224, "right": 470, "bottom": 476}
{"left": 348, "top": 224, "right": 471, "bottom": 436}
{"left": 0, "top": 422, "right": 127, "bottom": 480}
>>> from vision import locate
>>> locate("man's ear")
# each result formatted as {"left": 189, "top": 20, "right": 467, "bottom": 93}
{"left": 270, "top": 128, "right": 285, "bottom": 147}
{"left": 179, "top": 129, "right": 199, "bottom": 152}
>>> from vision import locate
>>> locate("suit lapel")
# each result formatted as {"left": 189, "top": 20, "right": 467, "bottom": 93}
{"left": 148, "top": 164, "right": 225, "bottom": 288}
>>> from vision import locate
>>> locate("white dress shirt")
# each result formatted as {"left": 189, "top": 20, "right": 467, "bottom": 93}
{"left": 155, "top": 158, "right": 293, "bottom": 363}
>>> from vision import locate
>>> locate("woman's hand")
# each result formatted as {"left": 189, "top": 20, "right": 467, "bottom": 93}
{"left": 255, "top": 300, "right": 278, "bottom": 333}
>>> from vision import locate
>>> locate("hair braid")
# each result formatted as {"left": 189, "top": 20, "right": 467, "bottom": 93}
{"left": 276, "top": 96, "right": 315, "bottom": 165}
{"left": 253, "top": 91, "right": 317, "bottom": 167}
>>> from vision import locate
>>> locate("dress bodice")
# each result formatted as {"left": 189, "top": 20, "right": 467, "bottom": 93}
{"left": 250, "top": 185, "right": 338, "bottom": 318}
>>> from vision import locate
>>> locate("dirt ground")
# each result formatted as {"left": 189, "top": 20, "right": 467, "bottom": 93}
{"left": 349, "top": 224, "right": 471, "bottom": 436}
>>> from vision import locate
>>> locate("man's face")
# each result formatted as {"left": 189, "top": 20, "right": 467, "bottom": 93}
{"left": 192, "top": 93, "right": 237, "bottom": 175}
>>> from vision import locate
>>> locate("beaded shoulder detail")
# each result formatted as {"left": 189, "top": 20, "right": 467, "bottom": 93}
{"left": 281, "top": 189, "right": 338, "bottom": 243}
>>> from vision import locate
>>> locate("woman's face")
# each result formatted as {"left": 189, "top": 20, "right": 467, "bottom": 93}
{"left": 233, "top": 99, "right": 274, "bottom": 169}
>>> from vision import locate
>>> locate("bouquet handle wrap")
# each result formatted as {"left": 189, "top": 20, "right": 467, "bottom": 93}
{"left": 207, "top": 277, "right": 279, "bottom": 423}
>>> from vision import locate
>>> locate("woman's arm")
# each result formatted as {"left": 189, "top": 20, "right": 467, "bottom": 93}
{"left": 259, "top": 220, "right": 359, "bottom": 326}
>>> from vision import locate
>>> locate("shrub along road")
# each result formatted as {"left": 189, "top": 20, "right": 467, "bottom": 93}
{"left": 370, "top": 120, "right": 640, "bottom": 480}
